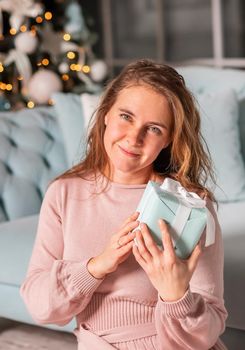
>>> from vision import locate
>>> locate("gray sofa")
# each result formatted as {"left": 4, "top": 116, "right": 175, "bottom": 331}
{"left": 0, "top": 106, "right": 75, "bottom": 332}
{"left": 0, "top": 67, "right": 245, "bottom": 348}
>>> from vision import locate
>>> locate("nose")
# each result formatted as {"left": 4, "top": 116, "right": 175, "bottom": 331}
{"left": 126, "top": 128, "right": 144, "bottom": 146}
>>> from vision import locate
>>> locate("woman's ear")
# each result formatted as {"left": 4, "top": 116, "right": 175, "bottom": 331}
{"left": 104, "top": 115, "right": 108, "bottom": 125}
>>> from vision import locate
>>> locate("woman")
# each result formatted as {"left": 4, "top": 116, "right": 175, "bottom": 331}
{"left": 20, "top": 59, "right": 227, "bottom": 349}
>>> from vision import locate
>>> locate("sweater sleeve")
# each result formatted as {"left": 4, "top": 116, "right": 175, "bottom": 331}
{"left": 20, "top": 180, "right": 104, "bottom": 326}
{"left": 154, "top": 200, "right": 228, "bottom": 350}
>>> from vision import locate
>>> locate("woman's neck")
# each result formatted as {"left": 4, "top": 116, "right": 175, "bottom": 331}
{"left": 102, "top": 166, "right": 164, "bottom": 185}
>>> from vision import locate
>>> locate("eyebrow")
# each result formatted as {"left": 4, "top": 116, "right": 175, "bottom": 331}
{"left": 118, "top": 108, "right": 168, "bottom": 129}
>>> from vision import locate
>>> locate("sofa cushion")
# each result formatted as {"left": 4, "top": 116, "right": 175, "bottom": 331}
{"left": 239, "top": 98, "right": 245, "bottom": 164}
{"left": 217, "top": 201, "right": 245, "bottom": 330}
{"left": 0, "top": 214, "right": 77, "bottom": 332}
{"left": 177, "top": 66, "right": 245, "bottom": 164}
{"left": 177, "top": 66, "right": 245, "bottom": 98}
{"left": 52, "top": 92, "right": 100, "bottom": 168}
{"left": 198, "top": 89, "right": 245, "bottom": 201}
{"left": 0, "top": 284, "right": 76, "bottom": 332}
{"left": 52, "top": 92, "right": 83, "bottom": 168}
{"left": 0, "top": 107, "right": 67, "bottom": 222}
{"left": 0, "top": 213, "right": 77, "bottom": 333}
{"left": 0, "top": 215, "right": 38, "bottom": 286}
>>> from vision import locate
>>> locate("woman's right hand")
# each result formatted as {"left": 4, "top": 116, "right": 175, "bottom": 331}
{"left": 87, "top": 211, "right": 139, "bottom": 279}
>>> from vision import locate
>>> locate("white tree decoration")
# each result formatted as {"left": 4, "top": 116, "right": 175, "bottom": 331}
{"left": 0, "top": 0, "right": 43, "bottom": 34}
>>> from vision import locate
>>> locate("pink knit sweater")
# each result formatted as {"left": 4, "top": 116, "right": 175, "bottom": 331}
{"left": 20, "top": 176, "right": 228, "bottom": 349}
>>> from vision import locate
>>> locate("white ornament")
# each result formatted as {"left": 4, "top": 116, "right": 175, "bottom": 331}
{"left": 0, "top": 0, "right": 43, "bottom": 32}
{"left": 64, "top": 1, "right": 89, "bottom": 40}
{"left": 4, "top": 49, "right": 32, "bottom": 86}
{"left": 14, "top": 31, "right": 38, "bottom": 54}
{"left": 58, "top": 62, "right": 69, "bottom": 74}
{"left": 40, "top": 22, "right": 63, "bottom": 61}
{"left": 27, "top": 69, "right": 62, "bottom": 104}
{"left": 90, "top": 60, "right": 107, "bottom": 82}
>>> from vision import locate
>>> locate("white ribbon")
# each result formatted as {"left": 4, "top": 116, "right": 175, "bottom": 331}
{"left": 160, "top": 178, "right": 206, "bottom": 208}
{"left": 160, "top": 178, "right": 215, "bottom": 247}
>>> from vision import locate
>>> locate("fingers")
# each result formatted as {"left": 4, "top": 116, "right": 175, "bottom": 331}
{"left": 116, "top": 230, "right": 136, "bottom": 249}
{"left": 158, "top": 219, "right": 176, "bottom": 261}
{"left": 134, "top": 229, "right": 152, "bottom": 262}
{"left": 120, "top": 211, "right": 139, "bottom": 229}
{"left": 132, "top": 240, "right": 147, "bottom": 269}
{"left": 116, "top": 213, "right": 140, "bottom": 242}
{"left": 139, "top": 223, "right": 161, "bottom": 256}
{"left": 117, "top": 219, "right": 139, "bottom": 239}
{"left": 188, "top": 240, "right": 202, "bottom": 272}
{"left": 113, "top": 212, "right": 140, "bottom": 252}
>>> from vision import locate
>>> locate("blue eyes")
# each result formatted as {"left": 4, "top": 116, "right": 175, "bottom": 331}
{"left": 148, "top": 126, "right": 161, "bottom": 135}
{"left": 120, "top": 113, "right": 131, "bottom": 121}
{"left": 119, "top": 113, "right": 162, "bottom": 135}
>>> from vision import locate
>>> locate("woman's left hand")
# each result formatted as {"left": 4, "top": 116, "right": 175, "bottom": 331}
{"left": 132, "top": 219, "right": 202, "bottom": 302}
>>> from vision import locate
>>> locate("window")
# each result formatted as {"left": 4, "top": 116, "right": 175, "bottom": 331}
{"left": 100, "top": 0, "right": 245, "bottom": 74}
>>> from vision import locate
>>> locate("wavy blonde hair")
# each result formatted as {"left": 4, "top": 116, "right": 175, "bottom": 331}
{"left": 55, "top": 59, "right": 215, "bottom": 200}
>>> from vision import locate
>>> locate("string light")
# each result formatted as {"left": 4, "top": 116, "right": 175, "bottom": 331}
{"left": 9, "top": 28, "right": 17, "bottom": 35}
{"left": 70, "top": 63, "right": 76, "bottom": 71}
{"left": 41, "top": 58, "right": 49, "bottom": 66}
{"left": 36, "top": 16, "right": 43, "bottom": 24}
{"left": 31, "top": 25, "right": 37, "bottom": 35}
{"left": 44, "top": 12, "right": 53, "bottom": 20}
{"left": 62, "top": 74, "right": 69, "bottom": 81}
{"left": 0, "top": 4, "right": 99, "bottom": 107}
{"left": 20, "top": 25, "right": 27, "bottom": 32}
{"left": 75, "top": 64, "right": 82, "bottom": 71}
{"left": 0, "top": 82, "right": 7, "bottom": 90}
{"left": 69, "top": 64, "right": 83, "bottom": 72}
{"left": 6, "top": 84, "right": 12, "bottom": 91}
{"left": 67, "top": 51, "right": 75, "bottom": 59}
{"left": 63, "top": 33, "right": 71, "bottom": 41}
{"left": 82, "top": 65, "right": 90, "bottom": 73}
{"left": 27, "top": 101, "right": 35, "bottom": 108}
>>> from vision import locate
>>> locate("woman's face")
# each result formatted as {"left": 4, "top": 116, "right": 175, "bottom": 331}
{"left": 103, "top": 84, "right": 172, "bottom": 184}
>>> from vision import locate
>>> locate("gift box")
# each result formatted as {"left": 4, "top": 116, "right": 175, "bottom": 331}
{"left": 136, "top": 178, "right": 215, "bottom": 259}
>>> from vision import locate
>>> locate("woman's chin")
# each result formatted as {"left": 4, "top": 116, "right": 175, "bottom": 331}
{"left": 110, "top": 161, "right": 152, "bottom": 181}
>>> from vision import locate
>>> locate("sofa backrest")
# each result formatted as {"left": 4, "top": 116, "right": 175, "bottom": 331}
{"left": 176, "top": 65, "right": 245, "bottom": 163}
{"left": 0, "top": 107, "right": 67, "bottom": 223}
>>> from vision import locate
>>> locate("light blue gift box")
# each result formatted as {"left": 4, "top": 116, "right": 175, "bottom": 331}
{"left": 136, "top": 178, "right": 215, "bottom": 259}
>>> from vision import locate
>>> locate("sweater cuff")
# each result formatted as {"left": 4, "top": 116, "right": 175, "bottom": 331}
{"left": 157, "top": 287, "right": 194, "bottom": 319}
{"left": 70, "top": 258, "right": 104, "bottom": 296}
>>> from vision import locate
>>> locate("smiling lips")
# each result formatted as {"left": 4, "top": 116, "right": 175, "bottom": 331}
{"left": 118, "top": 145, "right": 140, "bottom": 158}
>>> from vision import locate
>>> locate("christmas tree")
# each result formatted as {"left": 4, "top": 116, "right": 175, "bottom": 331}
{"left": 0, "top": 0, "right": 107, "bottom": 110}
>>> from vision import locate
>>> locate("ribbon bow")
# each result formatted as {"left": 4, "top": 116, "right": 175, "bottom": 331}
{"left": 160, "top": 178, "right": 206, "bottom": 208}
